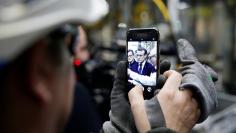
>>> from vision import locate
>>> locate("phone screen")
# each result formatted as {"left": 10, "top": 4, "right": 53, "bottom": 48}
{"left": 127, "top": 28, "right": 159, "bottom": 99}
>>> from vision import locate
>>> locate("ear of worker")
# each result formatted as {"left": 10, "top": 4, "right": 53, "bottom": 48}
{"left": 177, "top": 39, "right": 218, "bottom": 123}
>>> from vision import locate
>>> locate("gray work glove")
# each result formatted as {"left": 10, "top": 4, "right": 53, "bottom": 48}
{"left": 177, "top": 39, "right": 218, "bottom": 123}
{"left": 102, "top": 60, "right": 170, "bottom": 133}
{"left": 145, "top": 60, "right": 171, "bottom": 129}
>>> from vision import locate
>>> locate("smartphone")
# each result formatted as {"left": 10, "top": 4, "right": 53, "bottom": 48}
{"left": 127, "top": 28, "right": 160, "bottom": 99}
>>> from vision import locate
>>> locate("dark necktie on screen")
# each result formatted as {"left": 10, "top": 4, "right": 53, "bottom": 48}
{"left": 138, "top": 63, "right": 142, "bottom": 74}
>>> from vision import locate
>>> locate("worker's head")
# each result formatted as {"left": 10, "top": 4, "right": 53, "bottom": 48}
{"left": 0, "top": 0, "right": 108, "bottom": 132}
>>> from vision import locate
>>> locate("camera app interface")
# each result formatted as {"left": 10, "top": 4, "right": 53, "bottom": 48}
{"left": 127, "top": 41, "right": 157, "bottom": 91}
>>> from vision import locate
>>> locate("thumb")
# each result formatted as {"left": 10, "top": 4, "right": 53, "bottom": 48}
{"left": 161, "top": 70, "right": 182, "bottom": 92}
{"left": 177, "top": 39, "right": 198, "bottom": 63}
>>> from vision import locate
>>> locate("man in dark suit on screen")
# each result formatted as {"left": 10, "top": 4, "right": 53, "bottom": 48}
{"left": 133, "top": 47, "right": 155, "bottom": 76}
{"left": 128, "top": 49, "right": 137, "bottom": 70}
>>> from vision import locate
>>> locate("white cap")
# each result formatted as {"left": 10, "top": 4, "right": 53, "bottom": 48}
{"left": 0, "top": 0, "right": 109, "bottom": 61}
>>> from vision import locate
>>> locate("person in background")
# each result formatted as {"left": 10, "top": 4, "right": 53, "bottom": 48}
{"left": 74, "top": 26, "right": 90, "bottom": 65}
{"left": 63, "top": 25, "right": 102, "bottom": 133}
{"left": 148, "top": 49, "right": 158, "bottom": 69}
{"left": 128, "top": 49, "right": 136, "bottom": 69}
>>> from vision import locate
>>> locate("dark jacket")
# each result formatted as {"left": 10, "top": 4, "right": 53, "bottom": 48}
{"left": 129, "top": 61, "right": 155, "bottom": 76}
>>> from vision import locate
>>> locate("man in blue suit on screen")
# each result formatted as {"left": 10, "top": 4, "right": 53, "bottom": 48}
{"left": 135, "top": 47, "right": 155, "bottom": 76}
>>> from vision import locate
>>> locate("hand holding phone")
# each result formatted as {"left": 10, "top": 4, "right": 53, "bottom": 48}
{"left": 127, "top": 28, "right": 160, "bottom": 99}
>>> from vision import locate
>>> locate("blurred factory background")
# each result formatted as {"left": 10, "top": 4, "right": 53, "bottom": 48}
{"left": 69, "top": 0, "right": 235, "bottom": 132}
